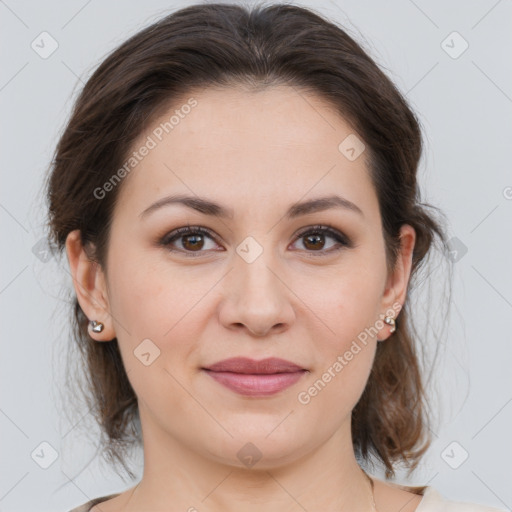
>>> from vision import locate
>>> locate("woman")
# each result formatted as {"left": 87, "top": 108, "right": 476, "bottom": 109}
{"left": 46, "top": 3, "right": 504, "bottom": 511}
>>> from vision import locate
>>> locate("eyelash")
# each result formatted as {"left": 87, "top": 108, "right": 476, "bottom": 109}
{"left": 159, "top": 224, "right": 353, "bottom": 258}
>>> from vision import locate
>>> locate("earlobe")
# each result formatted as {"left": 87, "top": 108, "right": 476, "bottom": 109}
{"left": 65, "top": 230, "right": 115, "bottom": 341}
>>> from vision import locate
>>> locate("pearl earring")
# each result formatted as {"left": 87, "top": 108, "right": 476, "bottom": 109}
{"left": 384, "top": 316, "right": 396, "bottom": 333}
{"left": 89, "top": 320, "right": 104, "bottom": 333}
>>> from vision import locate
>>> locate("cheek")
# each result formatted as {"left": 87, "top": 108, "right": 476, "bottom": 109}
{"left": 294, "top": 254, "right": 386, "bottom": 347}
{"left": 290, "top": 251, "right": 385, "bottom": 408}
{"left": 294, "top": 272, "right": 381, "bottom": 418}
{"left": 106, "top": 249, "right": 216, "bottom": 362}
{"left": 105, "top": 256, "right": 201, "bottom": 407}
{"left": 108, "top": 260, "right": 167, "bottom": 337}
{"left": 106, "top": 237, "right": 197, "bottom": 332}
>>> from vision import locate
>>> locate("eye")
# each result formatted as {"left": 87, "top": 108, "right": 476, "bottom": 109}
{"left": 290, "top": 224, "right": 352, "bottom": 256}
{"left": 159, "top": 224, "right": 352, "bottom": 257}
{"left": 159, "top": 225, "right": 221, "bottom": 256}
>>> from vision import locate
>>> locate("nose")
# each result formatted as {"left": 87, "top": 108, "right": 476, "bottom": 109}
{"left": 218, "top": 251, "right": 295, "bottom": 338}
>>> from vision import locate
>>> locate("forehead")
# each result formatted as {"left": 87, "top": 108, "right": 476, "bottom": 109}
{"left": 115, "top": 85, "right": 376, "bottom": 219}
{"left": 153, "top": 85, "right": 356, "bottom": 155}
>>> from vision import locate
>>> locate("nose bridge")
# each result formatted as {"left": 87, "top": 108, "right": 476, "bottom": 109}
{"left": 234, "top": 232, "right": 281, "bottom": 299}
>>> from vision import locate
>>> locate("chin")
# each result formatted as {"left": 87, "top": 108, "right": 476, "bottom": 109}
{"left": 201, "top": 427, "right": 313, "bottom": 471}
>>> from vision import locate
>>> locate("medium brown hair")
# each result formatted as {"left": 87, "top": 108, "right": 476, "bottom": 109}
{"left": 46, "top": 2, "right": 450, "bottom": 485}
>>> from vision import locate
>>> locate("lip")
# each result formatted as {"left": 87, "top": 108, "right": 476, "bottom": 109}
{"left": 202, "top": 357, "right": 307, "bottom": 397}
{"left": 204, "top": 357, "right": 305, "bottom": 374}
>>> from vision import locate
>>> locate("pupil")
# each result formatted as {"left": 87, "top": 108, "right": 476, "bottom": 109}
{"left": 184, "top": 234, "right": 203, "bottom": 250}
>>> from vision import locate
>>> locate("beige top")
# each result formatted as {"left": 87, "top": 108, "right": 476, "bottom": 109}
{"left": 67, "top": 486, "right": 506, "bottom": 512}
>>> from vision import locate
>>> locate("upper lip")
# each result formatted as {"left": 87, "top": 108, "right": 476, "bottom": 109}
{"left": 203, "top": 357, "right": 305, "bottom": 374}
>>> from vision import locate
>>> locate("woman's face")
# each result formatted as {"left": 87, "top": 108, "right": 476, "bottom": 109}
{"left": 78, "top": 85, "right": 414, "bottom": 468}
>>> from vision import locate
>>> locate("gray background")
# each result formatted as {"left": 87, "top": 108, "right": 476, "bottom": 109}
{"left": 1, "top": 0, "right": 511, "bottom": 511}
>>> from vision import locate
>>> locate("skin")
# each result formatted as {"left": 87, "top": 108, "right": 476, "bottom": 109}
{"left": 66, "top": 85, "right": 422, "bottom": 512}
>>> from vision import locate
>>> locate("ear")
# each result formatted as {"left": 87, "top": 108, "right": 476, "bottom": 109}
{"left": 377, "top": 224, "right": 416, "bottom": 340}
{"left": 65, "top": 230, "right": 116, "bottom": 341}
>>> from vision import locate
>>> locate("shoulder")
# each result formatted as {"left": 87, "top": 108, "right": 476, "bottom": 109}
{"left": 417, "top": 486, "right": 506, "bottom": 512}
{"left": 374, "top": 479, "right": 504, "bottom": 512}
{"left": 67, "top": 493, "right": 121, "bottom": 512}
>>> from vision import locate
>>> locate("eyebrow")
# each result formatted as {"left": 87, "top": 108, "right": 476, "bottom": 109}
{"left": 139, "top": 193, "right": 364, "bottom": 220}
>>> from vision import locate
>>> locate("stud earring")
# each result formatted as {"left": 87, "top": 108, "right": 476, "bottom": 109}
{"left": 384, "top": 316, "right": 396, "bottom": 333}
{"left": 89, "top": 320, "right": 104, "bottom": 333}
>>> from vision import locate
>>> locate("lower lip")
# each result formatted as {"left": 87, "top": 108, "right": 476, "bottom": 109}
{"left": 203, "top": 370, "right": 306, "bottom": 396}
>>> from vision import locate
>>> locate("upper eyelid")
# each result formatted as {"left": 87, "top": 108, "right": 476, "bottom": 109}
{"left": 160, "top": 224, "right": 351, "bottom": 248}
